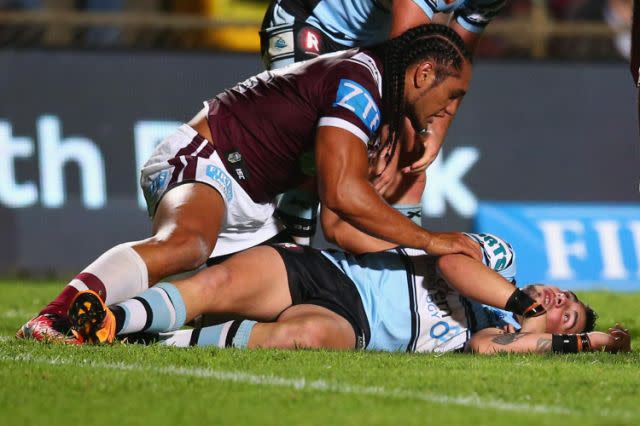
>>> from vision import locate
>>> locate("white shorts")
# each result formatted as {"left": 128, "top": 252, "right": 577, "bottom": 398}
{"left": 140, "top": 124, "right": 282, "bottom": 258}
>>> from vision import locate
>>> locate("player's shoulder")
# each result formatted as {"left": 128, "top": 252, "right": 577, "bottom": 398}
{"left": 319, "top": 48, "right": 384, "bottom": 96}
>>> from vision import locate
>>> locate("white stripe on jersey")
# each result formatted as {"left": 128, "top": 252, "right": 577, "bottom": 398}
{"left": 346, "top": 52, "right": 383, "bottom": 96}
{"left": 317, "top": 117, "right": 369, "bottom": 145}
{"left": 409, "top": 255, "right": 471, "bottom": 353}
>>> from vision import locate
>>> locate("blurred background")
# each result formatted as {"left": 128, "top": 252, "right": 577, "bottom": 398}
{"left": 0, "top": 0, "right": 638, "bottom": 290}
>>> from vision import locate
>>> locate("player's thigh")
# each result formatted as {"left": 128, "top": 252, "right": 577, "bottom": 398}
{"left": 175, "top": 245, "right": 292, "bottom": 321}
{"left": 254, "top": 304, "right": 356, "bottom": 349}
{"left": 152, "top": 182, "right": 225, "bottom": 244}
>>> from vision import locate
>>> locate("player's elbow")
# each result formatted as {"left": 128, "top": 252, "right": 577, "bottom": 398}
{"left": 435, "top": 254, "right": 461, "bottom": 277}
{"left": 320, "top": 187, "right": 352, "bottom": 215}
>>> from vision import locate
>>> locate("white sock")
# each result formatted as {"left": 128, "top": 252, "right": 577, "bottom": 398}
{"left": 68, "top": 243, "right": 149, "bottom": 305}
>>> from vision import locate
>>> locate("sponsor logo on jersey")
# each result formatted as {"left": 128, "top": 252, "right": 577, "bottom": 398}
{"left": 333, "top": 79, "right": 381, "bottom": 133}
{"left": 223, "top": 149, "right": 250, "bottom": 182}
{"left": 227, "top": 151, "right": 242, "bottom": 163}
{"left": 274, "top": 37, "right": 287, "bottom": 49}
{"left": 205, "top": 165, "right": 234, "bottom": 201}
{"left": 268, "top": 31, "right": 294, "bottom": 58}
{"left": 297, "top": 27, "right": 322, "bottom": 55}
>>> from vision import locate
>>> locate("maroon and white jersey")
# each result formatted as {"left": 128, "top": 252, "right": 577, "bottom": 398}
{"left": 206, "top": 48, "right": 383, "bottom": 203}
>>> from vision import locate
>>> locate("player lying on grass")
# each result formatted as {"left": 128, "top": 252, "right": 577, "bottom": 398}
{"left": 17, "top": 24, "right": 482, "bottom": 345}
{"left": 67, "top": 232, "right": 630, "bottom": 354}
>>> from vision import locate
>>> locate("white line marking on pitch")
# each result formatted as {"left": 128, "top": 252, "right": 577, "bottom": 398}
{"left": 0, "top": 351, "right": 634, "bottom": 419}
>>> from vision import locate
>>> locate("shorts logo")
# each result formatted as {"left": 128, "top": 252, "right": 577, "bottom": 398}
{"left": 333, "top": 79, "right": 381, "bottom": 132}
{"left": 149, "top": 171, "right": 168, "bottom": 197}
{"left": 205, "top": 165, "right": 234, "bottom": 201}
{"left": 298, "top": 27, "right": 322, "bottom": 55}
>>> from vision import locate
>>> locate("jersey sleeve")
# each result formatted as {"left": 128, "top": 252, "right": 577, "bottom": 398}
{"left": 463, "top": 232, "right": 516, "bottom": 283}
{"left": 317, "top": 55, "right": 382, "bottom": 147}
{"left": 411, "top": 0, "right": 439, "bottom": 19}
{"left": 453, "top": 0, "right": 507, "bottom": 33}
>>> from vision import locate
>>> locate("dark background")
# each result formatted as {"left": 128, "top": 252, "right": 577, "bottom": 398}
{"left": 0, "top": 49, "right": 638, "bottom": 274}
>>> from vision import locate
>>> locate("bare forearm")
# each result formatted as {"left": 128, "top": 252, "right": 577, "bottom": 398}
{"left": 436, "top": 254, "right": 514, "bottom": 309}
{"left": 472, "top": 332, "right": 554, "bottom": 354}
{"left": 323, "top": 176, "right": 431, "bottom": 250}
{"left": 321, "top": 206, "right": 397, "bottom": 253}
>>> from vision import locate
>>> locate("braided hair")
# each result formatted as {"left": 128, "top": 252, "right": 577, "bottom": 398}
{"left": 377, "top": 24, "right": 471, "bottom": 159}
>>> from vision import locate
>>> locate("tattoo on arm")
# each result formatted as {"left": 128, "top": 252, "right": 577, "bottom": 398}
{"left": 536, "top": 338, "right": 552, "bottom": 352}
{"left": 491, "top": 332, "right": 528, "bottom": 346}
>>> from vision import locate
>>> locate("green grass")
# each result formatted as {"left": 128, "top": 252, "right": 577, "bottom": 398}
{"left": 1, "top": 281, "right": 639, "bottom": 426}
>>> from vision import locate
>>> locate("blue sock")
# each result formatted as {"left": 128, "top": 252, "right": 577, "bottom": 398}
{"left": 113, "top": 282, "right": 186, "bottom": 334}
{"left": 173, "top": 320, "right": 257, "bottom": 348}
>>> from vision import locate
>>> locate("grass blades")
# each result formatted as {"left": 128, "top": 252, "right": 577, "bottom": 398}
{"left": 1, "top": 281, "right": 639, "bottom": 426}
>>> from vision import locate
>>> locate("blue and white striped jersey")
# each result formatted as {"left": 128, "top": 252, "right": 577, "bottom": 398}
{"left": 321, "top": 232, "right": 520, "bottom": 353}
{"left": 266, "top": 0, "right": 507, "bottom": 48}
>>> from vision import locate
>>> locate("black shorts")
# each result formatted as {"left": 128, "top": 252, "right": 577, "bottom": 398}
{"left": 270, "top": 243, "right": 370, "bottom": 349}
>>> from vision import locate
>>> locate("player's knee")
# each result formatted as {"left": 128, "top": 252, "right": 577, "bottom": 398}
{"left": 189, "top": 265, "right": 232, "bottom": 308}
{"left": 272, "top": 320, "right": 330, "bottom": 349}
{"left": 150, "top": 231, "right": 213, "bottom": 270}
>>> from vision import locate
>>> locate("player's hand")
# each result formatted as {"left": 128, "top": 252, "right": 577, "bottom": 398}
{"left": 401, "top": 111, "right": 452, "bottom": 175}
{"left": 500, "top": 324, "right": 516, "bottom": 333}
{"left": 425, "top": 232, "right": 482, "bottom": 262}
{"left": 588, "top": 324, "right": 631, "bottom": 353}
{"left": 370, "top": 134, "right": 401, "bottom": 196}
{"left": 401, "top": 128, "right": 441, "bottom": 175}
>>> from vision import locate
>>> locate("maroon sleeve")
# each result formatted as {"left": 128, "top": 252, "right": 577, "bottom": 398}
{"left": 316, "top": 55, "right": 383, "bottom": 146}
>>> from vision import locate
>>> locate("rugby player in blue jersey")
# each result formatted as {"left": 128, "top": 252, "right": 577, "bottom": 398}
{"left": 261, "top": 0, "right": 508, "bottom": 245}
{"left": 67, "top": 231, "right": 630, "bottom": 354}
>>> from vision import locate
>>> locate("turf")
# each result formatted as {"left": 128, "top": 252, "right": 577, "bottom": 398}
{"left": 1, "top": 281, "right": 639, "bottom": 426}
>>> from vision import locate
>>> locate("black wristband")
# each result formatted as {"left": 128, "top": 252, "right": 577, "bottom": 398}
{"left": 552, "top": 333, "right": 591, "bottom": 353}
{"left": 505, "top": 289, "right": 546, "bottom": 317}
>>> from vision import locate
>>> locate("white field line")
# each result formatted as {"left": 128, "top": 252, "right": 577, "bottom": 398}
{"left": 1, "top": 309, "right": 33, "bottom": 319}
{"left": 0, "top": 351, "right": 634, "bottom": 419}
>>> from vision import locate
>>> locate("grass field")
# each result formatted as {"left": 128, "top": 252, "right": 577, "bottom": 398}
{"left": 1, "top": 280, "right": 639, "bottom": 426}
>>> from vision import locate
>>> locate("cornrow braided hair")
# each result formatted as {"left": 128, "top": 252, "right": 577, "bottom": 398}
{"left": 376, "top": 24, "right": 471, "bottom": 159}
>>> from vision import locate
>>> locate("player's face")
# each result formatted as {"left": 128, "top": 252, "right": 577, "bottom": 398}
{"left": 522, "top": 284, "right": 588, "bottom": 334}
{"left": 405, "top": 61, "right": 471, "bottom": 133}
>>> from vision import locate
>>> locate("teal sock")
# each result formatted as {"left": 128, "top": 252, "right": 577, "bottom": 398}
{"left": 178, "top": 320, "right": 257, "bottom": 348}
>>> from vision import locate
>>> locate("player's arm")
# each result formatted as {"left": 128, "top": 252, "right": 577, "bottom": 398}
{"left": 437, "top": 253, "right": 546, "bottom": 324}
{"left": 320, "top": 204, "right": 397, "bottom": 253}
{"left": 467, "top": 325, "right": 631, "bottom": 354}
{"left": 315, "top": 126, "right": 480, "bottom": 260}
{"left": 389, "top": 0, "right": 432, "bottom": 37}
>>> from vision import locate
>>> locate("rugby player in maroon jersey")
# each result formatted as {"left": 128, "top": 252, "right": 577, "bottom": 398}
{"left": 17, "top": 24, "right": 482, "bottom": 344}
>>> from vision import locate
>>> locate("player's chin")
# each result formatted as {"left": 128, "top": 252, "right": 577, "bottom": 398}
{"left": 521, "top": 284, "right": 540, "bottom": 301}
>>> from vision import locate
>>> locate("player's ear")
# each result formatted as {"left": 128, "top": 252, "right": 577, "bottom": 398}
{"left": 414, "top": 60, "right": 436, "bottom": 89}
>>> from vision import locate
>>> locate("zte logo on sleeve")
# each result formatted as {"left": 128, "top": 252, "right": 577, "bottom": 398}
{"left": 333, "top": 79, "right": 381, "bottom": 132}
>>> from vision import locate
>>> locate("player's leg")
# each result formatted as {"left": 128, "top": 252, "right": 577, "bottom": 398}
{"left": 18, "top": 124, "right": 227, "bottom": 343}
{"left": 21, "top": 182, "right": 225, "bottom": 344}
{"left": 69, "top": 245, "right": 294, "bottom": 343}
{"left": 249, "top": 304, "right": 356, "bottom": 349}
{"left": 160, "top": 304, "right": 356, "bottom": 350}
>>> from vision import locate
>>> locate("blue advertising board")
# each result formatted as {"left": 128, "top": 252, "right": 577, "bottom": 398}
{"left": 475, "top": 203, "right": 640, "bottom": 291}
